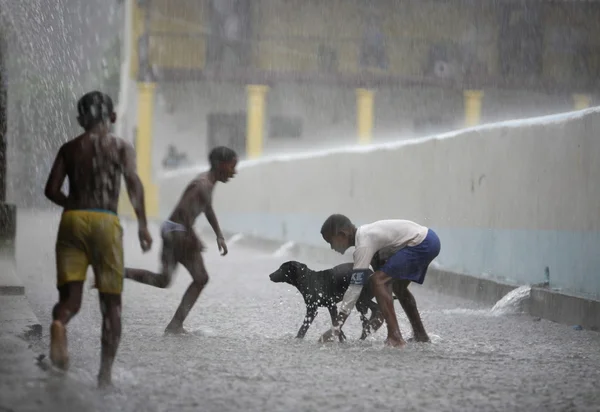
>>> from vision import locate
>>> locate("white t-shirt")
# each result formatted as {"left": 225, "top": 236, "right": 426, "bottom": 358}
{"left": 353, "top": 220, "right": 428, "bottom": 270}
{"left": 338, "top": 220, "right": 428, "bottom": 316}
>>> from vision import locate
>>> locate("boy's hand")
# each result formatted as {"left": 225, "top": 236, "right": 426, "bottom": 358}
{"left": 217, "top": 236, "right": 228, "bottom": 256}
{"left": 138, "top": 226, "right": 153, "bottom": 252}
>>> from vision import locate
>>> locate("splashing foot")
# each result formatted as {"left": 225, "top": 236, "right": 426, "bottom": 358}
{"left": 98, "top": 373, "right": 112, "bottom": 389}
{"left": 384, "top": 337, "right": 407, "bottom": 348}
{"left": 50, "top": 320, "right": 69, "bottom": 370}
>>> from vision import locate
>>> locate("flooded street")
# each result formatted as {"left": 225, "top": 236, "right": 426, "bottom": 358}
{"left": 2, "top": 0, "right": 600, "bottom": 410}
{"left": 7, "top": 210, "right": 600, "bottom": 412}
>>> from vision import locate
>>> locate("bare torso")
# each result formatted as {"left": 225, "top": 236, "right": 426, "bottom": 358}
{"left": 62, "top": 132, "right": 126, "bottom": 213}
{"left": 168, "top": 171, "right": 215, "bottom": 228}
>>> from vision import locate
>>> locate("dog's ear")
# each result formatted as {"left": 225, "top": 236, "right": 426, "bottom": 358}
{"left": 275, "top": 261, "right": 293, "bottom": 281}
{"left": 289, "top": 261, "right": 307, "bottom": 275}
{"left": 280, "top": 261, "right": 305, "bottom": 282}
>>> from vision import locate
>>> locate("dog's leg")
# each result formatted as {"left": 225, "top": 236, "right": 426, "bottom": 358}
{"left": 356, "top": 301, "right": 371, "bottom": 340}
{"left": 296, "top": 305, "right": 318, "bottom": 339}
{"left": 366, "top": 306, "right": 385, "bottom": 336}
{"left": 360, "top": 313, "right": 370, "bottom": 340}
{"left": 360, "top": 283, "right": 390, "bottom": 339}
{"left": 327, "top": 305, "right": 346, "bottom": 342}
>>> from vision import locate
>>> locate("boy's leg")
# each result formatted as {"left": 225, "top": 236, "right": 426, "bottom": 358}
{"left": 165, "top": 250, "right": 209, "bottom": 334}
{"left": 90, "top": 213, "right": 125, "bottom": 387}
{"left": 125, "top": 236, "right": 177, "bottom": 288}
{"left": 386, "top": 230, "right": 440, "bottom": 342}
{"left": 52, "top": 282, "right": 84, "bottom": 324}
{"left": 371, "top": 271, "right": 406, "bottom": 347}
{"left": 52, "top": 213, "right": 88, "bottom": 370}
{"left": 98, "top": 292, "right": 122, "bottom": 388}
{"left": 392, "top": 280, "right": 430, "bottom": 342}
{"left": 50, "top": 281, "right": 84, "bottom": 370}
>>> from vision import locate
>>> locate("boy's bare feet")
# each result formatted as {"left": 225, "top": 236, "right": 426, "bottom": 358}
{"left": 98, "top": 372, "right": 112, "bottom": 389}
{"left": 50, "top": 320, "right": 69, "bottom": 370}
{"left": 384, "top": 337, "right": 407, "bottom": 348}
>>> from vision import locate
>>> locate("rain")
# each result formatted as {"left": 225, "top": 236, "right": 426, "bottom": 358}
{"left": 1, "top": 0, "right": 599, "bottom": 411}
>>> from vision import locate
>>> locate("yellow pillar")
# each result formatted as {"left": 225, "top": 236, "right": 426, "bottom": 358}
{"left": 573, "top": 94, "right": 592, "bottom": 111}
{"left": 118, "top": 82, "right": 158, "bottom": 218}
{"left": 130, "top": 0, "right": 145, "bottom": 80}
{"left": 136, "top": 82, "right": 158, "bottom": 218}
{"left": 356, "top": 88, "right": 374, "bottom": 145}
{"left": 464, "top": 90, "right": 484, "bottom": 128}
{"left": 246, "top": 85, "right": 269, "bottom": 159}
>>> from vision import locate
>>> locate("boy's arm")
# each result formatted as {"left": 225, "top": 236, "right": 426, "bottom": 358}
{"left": 121, "top": 142, "right": 148, "bottom": 229}
{"left": 204, "top": 201, "right": 224, "bottom": 240}
{"left": 122, "top": 142, "right": 152, "bottom": 251}
{"left": 205, "top": 200, "right": 228, "bottom": 256}
{"left": 332, "top": 247, "right": 375, "bottom": 329}
{"left": 44, "top": 146, "right": 69, "bottom": 208}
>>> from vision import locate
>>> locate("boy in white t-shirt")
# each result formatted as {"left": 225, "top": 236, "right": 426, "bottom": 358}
{"left": 318, "top": 214, "right": 441, "bottom": 347}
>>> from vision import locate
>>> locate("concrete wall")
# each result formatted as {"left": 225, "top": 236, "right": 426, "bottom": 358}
{"left": 158, "top": 107, "right": 600, "bottom": 301}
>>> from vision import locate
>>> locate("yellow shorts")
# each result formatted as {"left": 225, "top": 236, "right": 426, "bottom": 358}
{"left": 55, "top": 209, "right": 124, "bottom": 295}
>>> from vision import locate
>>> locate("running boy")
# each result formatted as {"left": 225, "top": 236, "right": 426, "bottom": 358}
{"left": 318, "top": 214, "right": 441, "bottom": 347}
{"left": 125, "top": 146, "right": 237, "bottom": 334}
{"left": 44, "top": 91, "right": 152, "bottom": 387}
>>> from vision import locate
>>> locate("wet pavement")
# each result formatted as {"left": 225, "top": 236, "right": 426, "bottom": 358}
{"left": 3, "top": 210, "right": 600, "bottom": 412}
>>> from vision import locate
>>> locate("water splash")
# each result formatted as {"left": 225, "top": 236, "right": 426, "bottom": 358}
{"left": 273, "top": 241, "right": 295, "bottom": 257}
{"left": 1, "top": 0, "right": 122, "bottom": 207}
{"left": 490, "top": 285, "right": 531, "bottom": 316}
{"left": 227, "top": 233, "right": 245, "bottom": 245}
{"left": 439, "top": 285, "right": 532, "bottom": 318}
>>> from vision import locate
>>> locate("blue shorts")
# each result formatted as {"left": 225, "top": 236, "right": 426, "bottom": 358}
{"left": 380, "top": 229, "right": 441, "bottom": 284}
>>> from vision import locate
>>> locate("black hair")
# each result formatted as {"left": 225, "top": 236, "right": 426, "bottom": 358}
{"left": 77, "top": 91, "right": 114, "bottom": 130}
{"left": 320, "top": 214, "right": 354, "bottom": 238}
{"left": 208, "top": 146, "right": 237, "bottom": 168}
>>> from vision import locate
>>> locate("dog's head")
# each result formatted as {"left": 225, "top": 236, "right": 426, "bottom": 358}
{"left": 269, "top": 261, "right": 308, "bottom": 286}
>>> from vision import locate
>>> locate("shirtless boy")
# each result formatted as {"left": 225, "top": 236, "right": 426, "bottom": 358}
{"left": 44, "top": 91, "right": 152, "bottom": 387}
{"left": 318, "top": 214, "right": 441, "bottom": 347}
{"left": 125, "top": 146, "right": 237, "bottom": 334}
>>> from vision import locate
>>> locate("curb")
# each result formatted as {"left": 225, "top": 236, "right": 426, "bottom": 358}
{"left": 0, "top": 204, "right": 43, "bottom": 341}
{"left": 529, "top": 288, "right": 600, "bottom": 331}
{"left": 423, "top": 267, "right": 520, "bottom": 307}
{"left": 0, "top": 259, "right": 43, "bottom": 340}
{"left": 0, "top": 258, "right": 25, "bottom": 296}
{"left": 0, "top": 295, "right": 43, "bottom": 341}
